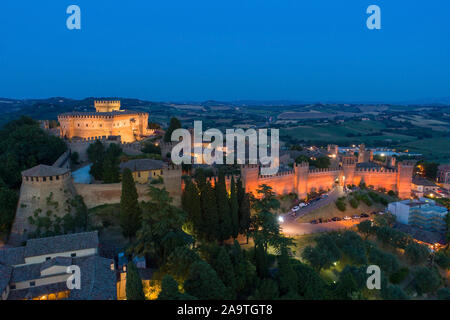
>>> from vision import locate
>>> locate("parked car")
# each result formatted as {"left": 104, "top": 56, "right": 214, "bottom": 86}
{"left": 291, "top": 206, "right": 300, "bottom": 212}
{"left": 360, "top": 213, "right": 369, "bottom": 218}
{"left": 310, "top": 220, "right": 318, "bottom": 224}
{"left": 321, "top": 194, "right": 329, "bottom": 199}
{"left": 331, "top": 217, "right": 342, "bottom": 221}
{"left": 378, "top": 211, "right": 385, "bottom": 215}
{"left": 318, "top": 218, "right": 323, "bottom": 223}
{"left": 370, "top": 211, "right": 377, "bottom": 215}
{"left": 352, "top": 215, "right": 361, "bottom": 219}
{"left": 343, "top": 216, "right": 351, "bottom": 220}
{"left": 299, "top": 202, "right": 307, "bottom": 208}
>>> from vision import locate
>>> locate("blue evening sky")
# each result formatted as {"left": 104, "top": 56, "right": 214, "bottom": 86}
{"left": 0, "top": 0, "right": 449, "bottom": 102}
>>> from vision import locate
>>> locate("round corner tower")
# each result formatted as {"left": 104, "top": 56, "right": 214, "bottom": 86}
{"left": 9, "top": 165, "right": 76, "bottom": 245}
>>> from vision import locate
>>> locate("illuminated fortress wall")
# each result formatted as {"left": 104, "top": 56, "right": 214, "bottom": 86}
{"left": 58, "top": 101, "right": 151, "bottom": 143}
{"left": 240, "top": 160, "right": 413, "bottom": 199}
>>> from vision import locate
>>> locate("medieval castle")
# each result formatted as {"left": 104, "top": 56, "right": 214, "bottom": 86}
{"left": 58, "top": 100, "right": 153, "bottom": 143}
{"left": 8, "top": 100, "right": 414, "bottom": 245}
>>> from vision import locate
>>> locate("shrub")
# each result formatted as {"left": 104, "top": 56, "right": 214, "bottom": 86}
{"left": 389, "top": 267, "right": 409, "bottom": 284}
{"left": 361, "top": 194, "right": 373, "bottom": 206}
{"left": 349, "top": 197, "right": 359, "bottom": 209}
{"left": 335, "top": 200, "right": 346, "bottom": 212}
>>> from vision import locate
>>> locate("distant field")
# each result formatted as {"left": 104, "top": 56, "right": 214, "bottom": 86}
{"left": 281, "top": 120, "right": 416, "bottom": 144}
{"left": 398, "top": 138, "right": 450, "bottom": 162}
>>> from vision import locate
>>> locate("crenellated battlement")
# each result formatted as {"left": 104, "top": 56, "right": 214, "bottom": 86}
{"left": 259, "top": 170, "right": 294, "bottom": 179}
{"left": 94, "top": 100, "right": 121, "bottom": 112}
{"left": 58, "top": 111, "right": 146, "bottom": 119}
{"left": 355, "top": 167, "right": 397, "bottom": 173}
{"left": 308, "top": 167, "right": 341, "bottom": 174}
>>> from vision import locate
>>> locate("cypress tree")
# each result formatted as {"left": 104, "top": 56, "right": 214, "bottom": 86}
{"left": 239, "top": 193, "right": 251, "bottom": 242}
{"left": 236, "top": 178, "right": 251, "bottom": 239}
{"left": 126, "top": 261, "right": 145, "bottom": 300}
{"left": 182, "top": 179, "right": 202, "bottom": 238}
{"left": 229, "top": 177, "right": 239, "bottom": 239}
{"left": 164, "top": 117, "right": 182, "bottom": 142}
{"left": 212, "top": 246, "right": 237, "bottom": 298}
{"left": 277, "top": 248, "right": 298, "bottom": 295}
{"left": 201, "top": 182, "right": 219, "bottom": 242}
{"left": 184, "top": 261, "right": 226, "bottom": 300}
{"left": 120, "top": 168, "right": 142, "bottom": 240}
{"left": 216, "top": 171, "right": 232, "bottom": 243}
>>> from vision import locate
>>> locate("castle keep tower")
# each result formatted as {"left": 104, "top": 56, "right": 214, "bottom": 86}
{"left": 94, "top": 100, "right": 121, "bottom": 112}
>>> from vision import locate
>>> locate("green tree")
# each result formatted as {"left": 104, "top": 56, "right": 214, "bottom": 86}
{"left": 184, "top": 261, "right": 226, "bottom": 300}
{"left": 249, "top": 279, "right": 279, "bottom": 300}
{"left": 229, "top": 177, "right": 239, "bottom": 239}
{"left": 212, "top": 246, "right": 237, "bottom": 299}
{"left": 101, "top": 143, "right": 122, "bottom": 183}
{"left": 302, "top": 234, "right": 341, "bottom": 271}
{"left": 126, "top": 261, "right": 145, "bottom": 300}
{"left": 293, "top": 261, "right": 328, "bottom": 300}
{"left": 368, "top": 246, "right": 399, "bottom": 274}
{"left": 164, "top": 117, "right": 182, "bottom": 142}
{"left": 182, "top": 179, "right": 202, "bottom": 238}
{"left": 381, "top": 284, "right": 409, "bottom": 300}
{"left": 412, "top": 267, "right": 442, "bottom": 295}
{"left": 134, "top": 186, "right": 191, "bottom": 266}
{"left": 0, "top": 185, "right": 18, "bottom": 234}
{"left": 405, "top": 242, "right": 429, "bottom": 265}
{"left": 215, "top": 172, "right": 232, "bottom": 243}
{"left": 237, "top": 179, "right": 251, "bottom": 242}
{"left": 120, "top": 168, "right": 142, "bottom": 240}
{"left": 357, "top": 220, "right": 373, "bottom": 240}
{"left": 158, "top": 275, "right": 195, "bottom": 300}
{"left": 87, "top": 140, "right": 105, "bottom": 180}
{"left": 277, "top": 248, "right": 298, "bottom": 295}
{"left": 200, "top": 182, "right": 220, "bottom": 242}
{"left": 0, "top": 116, "right": 67, "bottom": 189}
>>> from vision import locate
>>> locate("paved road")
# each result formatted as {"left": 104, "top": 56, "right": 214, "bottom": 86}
{"left": 279, "top": 186, "right": 367, "bottom": 236}
{"left": 281, "top": 217, "right": 369, "bottom": 236}
{"left": 282, "top": 186, "right": 344, "bottom": 222}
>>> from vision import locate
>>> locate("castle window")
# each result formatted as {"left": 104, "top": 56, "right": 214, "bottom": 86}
{"left": 30, "top": 281, "right": 36, "bottom": 287}
{"left": 137, "top": 172, "right": 141, "bottom": 178}
{"left": 30, "top": 177, "right": 33, "bottom": 181}
{"left": 46, "top": 257, "right": 51, "bottom": 261}
{"left": 71, "top": 253, "right": 77, "bottom": 257}
{"left": 10, "top": 285, "right": 16, "bottom": 290}
{"left": 56, "top": 175, "right": 59, "bottom": 180}
{"left": 43, "top": 177, "right": 46, "bottom": 182}
{"left": 49, "top": 176, "right": 53, "bottom": 181}
{"left": 160, "top": 170, "right": 163, "bottom": 175}
{"left": 78, "top": 124, "right": 80, "bottom": 127}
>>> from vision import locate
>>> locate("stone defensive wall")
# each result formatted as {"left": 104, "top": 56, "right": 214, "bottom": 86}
{"left": 306, "top": 167, "right": 341, "bottom": 193}
{"left": 52, "top": 150, "right": 71, "bottom": 169}
{"left": 74, "top": 183, "right": 152, "bottom": 208}
{"left": 258, "top": 170, "right": 296, "bottom": 195}
{"left": 68, "top": 138, "right": 143, "bottom": 162}
{"left": 354, "top": 167, "right": 399, "bottom": 192}
{"left": 58, "top": 111, "right": 150, "bottom": 143}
